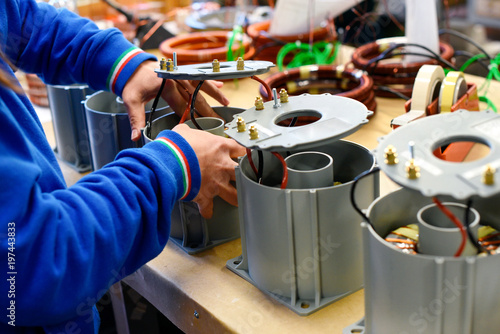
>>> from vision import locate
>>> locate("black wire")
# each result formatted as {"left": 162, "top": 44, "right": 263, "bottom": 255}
{"left": 366, "top": 50, "right": 458, "bottom": 72}
{"left": 363, "top": 43, "right": 458, "bottom": 72}
{"left": 190, "top": 81, "right": 205, "bottom": 130}
{"left": 454, "top": 50, "right": 491, "bottom": 73}
{"left": 258, "top": 30, "right": 288, "bottom": 45}
{"left": 350, "top": 166, "right": 380, "bottom": 229}
{"left": 439, "top": 28, "right": 492, "bottom": 61}
{"left": 147, "top": 78, "right": 166, "bottom": 138}
{"left": 257, "top": 150, "right": 264, "bottom": 184}
{"left": 464, "top": 198, "right": 487, "bottom": 255}
{"left": 375, "top": 86, "right": 410, "bottom": 100}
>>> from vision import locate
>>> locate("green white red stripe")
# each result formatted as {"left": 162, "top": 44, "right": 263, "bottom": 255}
{"left": 155, "top": 137, "right": 191, "bottom": 200}
{"left": 106, "top": 47, "right": 143, "bottom": 93}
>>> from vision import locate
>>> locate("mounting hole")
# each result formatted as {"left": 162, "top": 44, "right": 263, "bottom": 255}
{"left": 274, "top": 110, "right": 321, "bottom": 127}
{"left": 351, "top": 329, "right": 363, "bottom": 333}
{"left": 233, "top": 260, "right": 241, "bottom": 265}
{"left": 300, "top": 302, "right": 310, "bottom": 309}
{"left": 431, "top": 136, "right": 491, "bottom": 163}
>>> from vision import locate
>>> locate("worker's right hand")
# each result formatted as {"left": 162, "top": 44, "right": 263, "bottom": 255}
{"left": 172, "top": 124, "right": 246, "bottom": 219}
{"left": 121, "top": 61, "right": 230, "bottom": 142}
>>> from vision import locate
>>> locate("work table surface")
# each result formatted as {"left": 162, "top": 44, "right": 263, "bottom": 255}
{"left": 40, "top": 72, "right": 497, "bottom": 333}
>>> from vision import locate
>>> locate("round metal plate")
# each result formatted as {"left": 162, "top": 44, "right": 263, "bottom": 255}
{"left": 374, "top": 110, "right": 500, "bottom": 199}
{"left": 155, "top": 60, "right": 274, "bottom": 81}
{"left": 224, "top": 94, "right": 372, "bottom": 151}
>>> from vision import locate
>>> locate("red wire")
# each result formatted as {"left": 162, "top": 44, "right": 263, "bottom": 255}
{"left": 272, "top": 152, "right": 288, "bottom": 189}
{"left": 432, "top": 197, "right": 467, "bottom": 257}
{"left": 246, "top": 148, "right": 259, "bottom": 179}
{"left": 251, "top": 75, "right": 272, "bottom": 102}
{"left": 175, "top": 80, "right": 192, "bottom": 124}
{"left": 179, "top": 93, "right": 193, "bottom": 124}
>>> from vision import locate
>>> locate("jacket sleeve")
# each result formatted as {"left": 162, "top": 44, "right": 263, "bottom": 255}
{"left": 0, "top": 124, "right": 201, "bottom": 327}
{"left": 4, "top": 0, "right": 156, "bottom": 96}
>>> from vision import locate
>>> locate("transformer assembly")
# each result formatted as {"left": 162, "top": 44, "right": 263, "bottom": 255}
{"left": 345, "top": 110, "right": 500, "bottom": 334}
{"left": 224, "top": 93, "right": 377, "bottom": 315}
{"left": 152, "top": 57, "right": 377, "bottom": 313}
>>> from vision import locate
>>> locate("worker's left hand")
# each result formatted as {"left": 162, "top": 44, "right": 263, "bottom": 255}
{"left": 172, "top": 124, "right": 246, "bottom": 218}
{"left": 121, "top": 60, "right": 230, "bottom": 141}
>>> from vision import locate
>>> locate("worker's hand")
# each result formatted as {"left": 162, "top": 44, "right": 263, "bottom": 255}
{"left": 172, "top": 124, "right": 246, "bottom": 219}
{"left": 121, "top": 60, "right": 230, "bottom": 141}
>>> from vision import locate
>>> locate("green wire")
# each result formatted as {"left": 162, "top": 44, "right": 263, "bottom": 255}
{"left": 276, "top": 40, "right": 340, "bottom": 72}
{"left": 460, "top": 52, "right": 500, "bottom": 112}
{"left": 226, "top": 25, "right": 244, "bottom": 62}
{"left": 459, "top": 53, "right": 487, "bottom": 72}
{"left": 480, "top": 96, "right": 497, "bottom": 112}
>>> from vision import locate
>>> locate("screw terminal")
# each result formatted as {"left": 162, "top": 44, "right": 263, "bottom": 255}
{"left": 384, "top": 145, "right": 399, "bottom": 165}
{"left": 249, "top": 125, "right": 259, "bottom": 140}
{"left": 212, "top": 59, "right": 220, "bottom": 72}
{"left": 405, "top": 159, "right": 420, "bottom": 179}
{"left": 237, "top": 57, "right": 244, "bottom": 71}
{"left": 254, "top": 96, "right": 264, "bottom": 110}
{"left": 166, "top": 58, "right": 174, "bottom": 72}
{"left": 279, "top": 88, "right": 289, "bottom": 103}
{"left": 160, "top": 58, "right": 167, "bottom": 71}
{"left": 483, "top": 165, "right": 495, "bottom": 185}
{"left": 236, "top": 117, "right": 246, "bottom": 132}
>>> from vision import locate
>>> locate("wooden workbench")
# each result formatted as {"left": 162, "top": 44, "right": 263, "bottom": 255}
{"left": 40, "top": 72, "right": 498, "bottom": 334}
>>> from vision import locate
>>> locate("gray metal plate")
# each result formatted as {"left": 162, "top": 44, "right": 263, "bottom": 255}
{"left": 155, "top": 60, "right": 274, "bottom": 80}
{"left": 225, "top": 94, "right": 372, "bottom": 151}
{"left": 374, "top": 110, "right": 500, "bottom": 199}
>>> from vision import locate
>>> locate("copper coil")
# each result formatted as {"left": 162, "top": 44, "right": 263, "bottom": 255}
{"left": 159, "top": 31, "right": 255, "bottom": 65}
{"left": 259, "top": 65, "right": 376, "bottom": 113}
{"left": 247, "top": 20, "right": 331, "bottom": 63}
{"left": 352, "top": 41, "right": 454, "bottom": 75}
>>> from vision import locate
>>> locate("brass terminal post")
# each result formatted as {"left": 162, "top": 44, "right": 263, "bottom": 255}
{"left": 249, "top": 125, "right": 259, "bottom": 140}
{"left": 405, "top": 159, "right": 420, "bottom": 180}
{"left": 236, "top": 117, "right": 246, "bottom": 132}
{"left": 279, "top": 88, "right": 289, "bottom": 103}
{"left": 160, "top": 58, "right": 167, "bottom": 71}
{"left": 255, "top": 96, "right": 264, "bottom": 110}
{"left": 212, "top": 59, "right": 220, "bottom": 72}
{"left": 384, "top": 145, "right": 399, "bottom": 165}
{"left": 237, "top": 57, "right": 244, "bottom": 71}
{"left": 483, "top": 164, "right": 495, "bottom": 185}
{"left": 166, "top": 58, "right": 174, "bottom": 72}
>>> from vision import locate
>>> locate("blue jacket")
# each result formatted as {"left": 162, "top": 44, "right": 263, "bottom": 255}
{"left": 0, "top": 1, "right": 201, "bottom": 333}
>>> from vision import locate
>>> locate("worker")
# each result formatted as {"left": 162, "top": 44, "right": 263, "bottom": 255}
{"left": 0, "top": 1, "right": 245, "bottom": 333}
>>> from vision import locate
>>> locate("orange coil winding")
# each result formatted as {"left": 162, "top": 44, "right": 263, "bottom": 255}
{"left": 160, "top": 31, "right": 255, "bottom": 65}
{"left": 260, "top": 65, "right": 376, "bottom": 114}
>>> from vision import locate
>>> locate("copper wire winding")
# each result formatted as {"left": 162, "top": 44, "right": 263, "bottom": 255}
{"left": 352, "top": 41, "right": 454, "bottom": 98}
{"left": 159, "top": 31, "right": 255, "bottom": 65}
{"left": 259, "top": 65, "right": 376, "bottom": 113}
{"left": 247, "top": 20, "right": 331, "bottom": 63}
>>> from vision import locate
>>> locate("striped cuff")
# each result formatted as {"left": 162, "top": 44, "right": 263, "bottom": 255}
{"left": 155, "top": 137, "right": 192, "bottom": 200}
{"left": 106, "top": 47, "right": 146, "bottom": 94}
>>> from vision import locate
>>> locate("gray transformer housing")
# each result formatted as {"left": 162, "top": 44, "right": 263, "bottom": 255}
{"left": 47, "top": 84, "right": 95, "bottom": 172}
{"left": 354, "top": 187, "right": 500, "bottom": 334}
{"left": 345, "top": 110, "right": 500, "bottom": 334}
{"left": 227, "top": 140, "right": 379, "bottom": 315}
{"left": 143, "top": 107, "right": 244, "bottom": 254}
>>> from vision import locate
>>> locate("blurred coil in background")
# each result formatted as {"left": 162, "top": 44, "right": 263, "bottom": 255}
{"left": 260, "top": 65, "right": 376, "bottom": 114}
{"left": 159, "top": 30, "right": 255, "bottom": 64}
